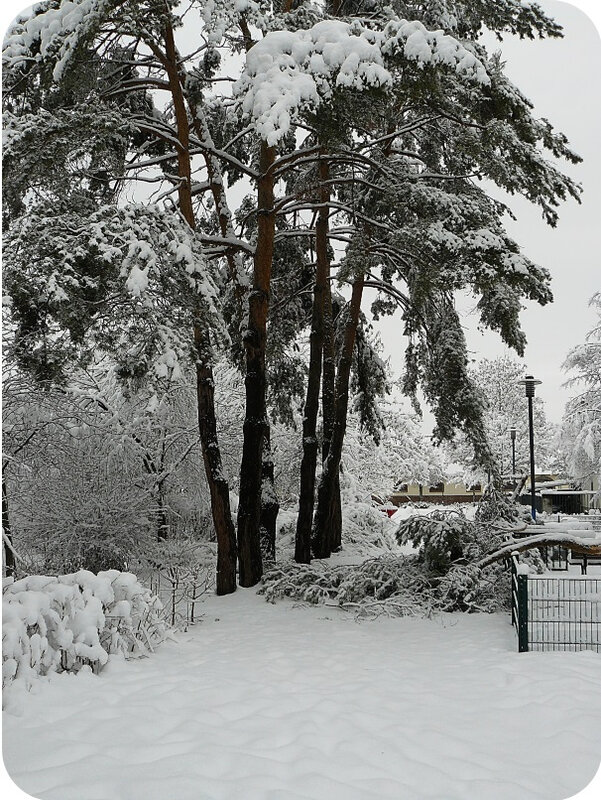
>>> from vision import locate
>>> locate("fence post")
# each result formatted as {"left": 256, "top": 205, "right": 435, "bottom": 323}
{"left": 511, "top": 556, "right": 517, "bottom": 628}
{"left": 517, "top": 573, "right": 529, "bottom": 653}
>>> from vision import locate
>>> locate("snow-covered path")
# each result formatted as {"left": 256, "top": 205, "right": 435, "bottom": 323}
{"left": 4, "top": 590, "right": 601, "bottom": 800}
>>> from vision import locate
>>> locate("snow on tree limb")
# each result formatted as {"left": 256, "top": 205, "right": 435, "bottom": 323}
{"left": 234, "top": 17, "right": 489, "bottom": 145}
{"left": 3, "top": 0, "right": 116, "bottom": 82}
{"left": 478, "top": 532, "right": 601, "bottom": 569}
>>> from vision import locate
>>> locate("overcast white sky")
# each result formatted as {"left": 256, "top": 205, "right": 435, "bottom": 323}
{"left": 487, "top": 0, "right": 600, "bottom": 423}
{"left": 1, "top": 1, "right": 599, "bottom": 426}
{"left": 373, "top": 0, "right": 601, "bottom": 425}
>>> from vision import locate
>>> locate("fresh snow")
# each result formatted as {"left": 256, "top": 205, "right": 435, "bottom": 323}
{"left": 234, "top": 18, "right": 489, "bottom": 145}
{"left": 4, "top": 589, "right": 601, "bottom": 800}
{"left": 2, "top": 0, "right": 113, "bottom": 82}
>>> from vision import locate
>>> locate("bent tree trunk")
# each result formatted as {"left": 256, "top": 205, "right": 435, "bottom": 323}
{"left": 312, "top": 275, "right": 365, "bottom": 557}
{"left": 237, "top": 142, "right": 276, "bottom": 587}
{"left": 156, "top": 485, "right": 169, "bottom": 542}
{"left": 478, "top": 533, "right": 601, "bottom": 570}
{"left": 162, "top": 21, "right": 236, "bottom": 593}
{"left": 295, "top": 155, "right": 330, "bottom": 563}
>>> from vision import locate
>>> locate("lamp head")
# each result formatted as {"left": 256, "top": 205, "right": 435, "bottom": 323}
{"left": 518, "top": 374, "right": 542, "bottom": 398}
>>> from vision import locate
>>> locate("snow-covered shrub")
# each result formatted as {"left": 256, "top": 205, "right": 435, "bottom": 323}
{"left": 270, "top": 501, "right": 398, "bottom": 561}
{"left": 274, "top": 508, "right": 298, "bottom": 559}
{"left": 395, "top": 509, "right": 487, "bottom": 575}
{"left": 475, "top": 483, "right": 521, "bottom": 524}
{"left": 2, "top": 570, "right": 168, "bottom": 696}
{"left": 340, "top": 501, "right": 399, "bottom": 556}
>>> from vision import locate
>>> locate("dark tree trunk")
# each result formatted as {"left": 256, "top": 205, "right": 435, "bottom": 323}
{"left": 237, "top": 141, "right": 276, "bottom": 587}
{"left": 314, "top": 246, "right": 342, "bottom": 557}
{"left": 330, "top": 471, "right": 343, "bottom": 552}
{"left": 162, "top": 22, "right": 236, "bottom": 594}
{"left": 312, "top": 275, "right": 365, "bottom": 555}
{"left": 295, "top": 155, "right": 330, "bottom": 563}
{"left": 195, "top": 341, "right": 237, "bottom": 595}
{"left": 260, "top": 426, "right": 278, "bottom": 567}
{"left": 3, "top": 473, "right": 15, "bottom": 577}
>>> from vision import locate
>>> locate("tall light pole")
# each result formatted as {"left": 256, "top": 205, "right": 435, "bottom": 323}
{"left": 518, "top": 375, "right": 541, "bottom": 521}
{"left": 510, "top": 427, "right": 517, "bottom": 489}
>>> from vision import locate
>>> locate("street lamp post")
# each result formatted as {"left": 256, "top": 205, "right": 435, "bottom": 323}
{"left": 510, "top": 427, "right": 517, "bottom": 489}
{"left": 518, "top": 375, "right": 542, "bottom": 521}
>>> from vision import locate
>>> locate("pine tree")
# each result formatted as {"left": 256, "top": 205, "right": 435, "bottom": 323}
{"left": 4, "top": 1, "right": 583, "bottom": 581}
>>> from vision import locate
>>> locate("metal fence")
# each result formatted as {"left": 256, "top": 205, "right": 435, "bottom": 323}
{"left": 511, "top": 556, "right": 601, "bottom": 653}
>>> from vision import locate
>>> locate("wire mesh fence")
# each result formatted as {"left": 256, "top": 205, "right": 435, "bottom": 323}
{"left": 527, "top": 575, "right": 601, "bottom": 652}
{"left": 511, "top": 555, "right": 601, "bottom": 652}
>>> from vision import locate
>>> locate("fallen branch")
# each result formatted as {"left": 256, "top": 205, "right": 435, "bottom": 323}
{"left": 478, "top": 533, "right": 601, "bottom": 569}
{"left": 509, "top": 474, "right": 528, "bottom": 502}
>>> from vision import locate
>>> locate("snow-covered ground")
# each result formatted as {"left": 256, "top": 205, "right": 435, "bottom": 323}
{"left": 3, "top": 589, "right": 601, "bottom": 800}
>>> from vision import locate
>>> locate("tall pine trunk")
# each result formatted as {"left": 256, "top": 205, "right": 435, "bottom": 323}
{"left": 295, "top": 156, "right": 330, "bottom": 563}
{"left": 195, "top": 331, "right": 237, "bottom": 595}
{"left": 162, "top": 23, "right": 236, "bottom": 594}
{"left": 237, "top": 142, "right": 276, "bottom": 587}
{"left": 320, "top": 272, "right": 342, "bottom": 556}
{"left": 312, "top": 275, "right": 365, "bottom": 554}
{"left": 312, "top": 245, "right": 341, "bottom": 558}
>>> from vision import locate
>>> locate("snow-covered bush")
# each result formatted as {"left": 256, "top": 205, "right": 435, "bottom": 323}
{"left": 475, "top": 483, "right": 522, "bottom": 524}
{"left": 2, "top": 570, "right": 168, "bottom": 696}
{"left": 340, "top": 502, "right": 399, "bottom": 557}
{"left": 395, "top": 509, "right": 489, "bottom": 575}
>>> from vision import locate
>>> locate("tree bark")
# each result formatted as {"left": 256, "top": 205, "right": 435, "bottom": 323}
{"left": 162, "top": 22, "right": 236, "bottom": 594}
{"left": 156, "top": 487, "right": 169, "bottom": 541}
{"left": 295, "top": 155, "right": 330, "bottom": 563}
{"left": 260, "top": 426, "right": 278, "bottom": 567}
{"left": 195, "top": 332, "right": 238, "bottom": 595}
{"left": 312, "top": 275, "right": 365, "bottom": 556}
{"left": 320, "top": 254, "right": 342, "bottom": 555}
{"left": 237, "top": 141, "right": 276, "bottom": 586}
{"left": 3, "top": 473, "right": 15, "bottom": 577}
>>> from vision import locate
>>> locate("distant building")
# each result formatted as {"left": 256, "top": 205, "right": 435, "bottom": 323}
{"left": 520, "top": 474, "right": 600, "bottom": 514}
{"left": 387, "top": 473, "right": 600, "bottom": 513}
{"left": 389, "top": 481, "right": 483, "bottom": 506}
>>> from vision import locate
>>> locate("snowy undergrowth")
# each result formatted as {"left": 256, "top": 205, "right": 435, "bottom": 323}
{"left": 341, "top": 502, "right": 398, "bottom": 556}
{"left": 264, "top": 504, "right": 521, "bottom": 617}
{"left": 276, "top": 501, "right": 398, "bottom": 562}
{"left": 2, "top": 570, "right": 168, "bottom": 709}
{"left": 260, "top": 555, "right": 445, "bottom": 619}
